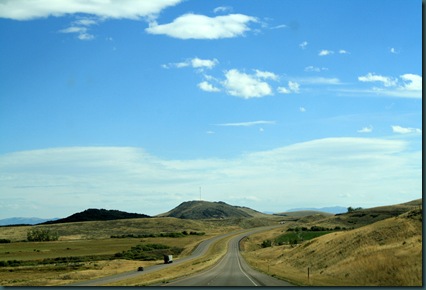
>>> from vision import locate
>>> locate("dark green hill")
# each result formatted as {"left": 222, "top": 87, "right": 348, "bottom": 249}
{"left": 40, "top": 208, "right": 150, "bottom": 224}
{"left": 158, "top": 200, "right": 253, "bottom": 219}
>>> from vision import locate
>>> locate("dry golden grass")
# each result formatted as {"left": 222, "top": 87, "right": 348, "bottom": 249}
{"left": 0, "top": 217, "right": 236, "bottom": 242}
{"left": 0, "top": 217, "right": 244, "bottom": 286}
{"left": 0, "top": 259, "right": 160, "bottom": 286}
{"left": 242, "top": 210, "right": 422, "bottom": 286}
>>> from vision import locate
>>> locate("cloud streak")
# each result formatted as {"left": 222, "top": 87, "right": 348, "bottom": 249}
{"left": 0, "top": 0, "right": 183, "bottom": 20}
{"left": 0, "top": 137, "right": 421, "bottom": 218}
{"left": 216, "top": 120, "right": 276, "bottom": 127}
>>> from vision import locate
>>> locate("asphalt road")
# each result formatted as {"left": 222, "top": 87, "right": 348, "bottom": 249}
{"left": 67, "top": 225, "right": 293, "bottom": 286}
{"left": 162, "top": 229, "right": 294, "bottom": 286}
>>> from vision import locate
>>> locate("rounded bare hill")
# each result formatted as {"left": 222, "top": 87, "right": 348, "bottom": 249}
{"left": 158, "top": 200, "right": 255, "bottom": 219}
{"left": 40, "top": 208, "right": 150, "bottom": 225}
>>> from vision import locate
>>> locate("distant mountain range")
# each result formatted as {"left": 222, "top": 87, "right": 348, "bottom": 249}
{"left": 0, "top": 217, "right": 59, "bottom": 226}
{"left": 0, "top": 204, "right": 347, "bottom": 226}
{"left": 285, "top": 206, "right": 348, "bottom": 214}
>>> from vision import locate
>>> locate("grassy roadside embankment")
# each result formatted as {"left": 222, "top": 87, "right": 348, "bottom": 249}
{"left": 241, "top": 209, "right": 422, "bottom": 286}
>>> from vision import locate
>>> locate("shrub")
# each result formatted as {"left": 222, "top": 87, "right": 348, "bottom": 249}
{"left": 27, "top": 228, "right": 59, "bottom": 241}
{"left": 0, "top": 239, "right": 11, "bottom": 243}
{"left": 261, "top": 240, "right": 272, "bottom": 248}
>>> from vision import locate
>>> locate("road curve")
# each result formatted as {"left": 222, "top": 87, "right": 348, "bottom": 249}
{"left": 162, "top": 229, "right": 294, "bottom": 286}
{"left": 67, "top": 225, "right": 292, "bottom": 286}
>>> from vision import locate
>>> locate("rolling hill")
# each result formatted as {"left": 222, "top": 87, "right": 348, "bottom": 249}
{"left": 40, "top": 208, "right": 150, "bottom": 225}
{"left": 157, "top": 200, "right": 256, "bottom": 219}
{"left": 241, "top": 198, "right": 422, "bottom": 286}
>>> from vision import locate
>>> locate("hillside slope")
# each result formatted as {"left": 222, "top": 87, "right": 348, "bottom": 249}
{"left": 40, "top": 208, "right": 150, "bottom": 225}
{"left": 158, "top": 200, "right": 253, "bottom": 219}
{"left": 242, "top": 200, "right": 422, "bottom": 286}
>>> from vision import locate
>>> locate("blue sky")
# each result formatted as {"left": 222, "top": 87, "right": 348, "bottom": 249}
{"left": 0, "top": 0, "right": 422, "bottom": 219}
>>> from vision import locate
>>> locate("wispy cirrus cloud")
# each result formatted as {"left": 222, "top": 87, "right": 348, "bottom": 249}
{"left": 213, "top": 6, "right": 233, "bottom": 14}
{"left": 356, "top": 73, "right": 422, "bottom": 98}
{"left": 146, "top": 13, "right": 258, "bottom": 39}
{"left": 297, "top": 77, "right": 341, "bottom": 85}
{"left": 0, "top": 0, "right": 183, "bottom": 20}
{"left": 304, "top": 66, "right": 328, "bottom": 72}
{"left": 0, "top": 137, "right": 421, "bottom": 217}
{"left": 299, "top": 41, "right": 308, "bottom": 49}
{"left": 162, "top": 57, "right": 218, "bottom": 70}
{"left": 277, "top": 81, "right": 300, "bottom": 94}
{"left": 357, "top": 125, "right": 373, "bottom": 133}
{"left": 216, "top": 120, "right": 276, "bottom": 127}
{"left": 358, "top": 73, "right": 398, "bottom": 87}
{"left": 391, "top": 125, "right": 422, "bottom": 134}
{"left": 318, "top": 49, "right": 349, "bottom": 56}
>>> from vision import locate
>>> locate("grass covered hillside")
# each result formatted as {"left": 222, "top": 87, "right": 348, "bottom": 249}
{"left": 158, "top": 200, "right": 253, "bottom": 219}
{"left": 241, "top": 199, "right": 422, "bottom": 286}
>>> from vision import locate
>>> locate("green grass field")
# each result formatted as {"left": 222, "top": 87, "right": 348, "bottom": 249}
{"left": 274, "top": 231, "right": 331, "bottom": 245}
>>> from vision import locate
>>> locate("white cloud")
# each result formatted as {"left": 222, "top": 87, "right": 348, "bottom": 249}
{"left": 213, "top": 6, "right": 233, "bottom": 14}
{"left": 399, "top": 74, "right": 422, "bottom": 91}
{"left": 318, "top": 49, "right": 334, "bottom": 56}
{"left": 288, "top": 81, "right": 300, "bottom": 93}
{"left": 254, "top": 69, "right": 279, "bottom": 80}
{"left": 146, "top": 13, "right": 257, "bottom": 39}
{"left": 390, "top": 47, "right": 398, "bottom": 54}
{"left": 270, "top": 24, "right": 287, "bottom": 29}
{"left": 338, "top": 49, "right": 350, "bottom": 54}
{"left": 304, "top": 66, "right": 328, "bottom": 72}
{"left": 222, "top": 69, "right": 273, "bottom": 99}
{"left": 191, "top": 58, "right": 218, "bottom": 69}
{"left": 297, "top": 77, "right": 340, "bottom": 85}
{"left": 356, "top": 73, "right": 422, "bottom": 98}
{"left": 299, "top": 41, "right": 308, "bottom": 49}
{"left": 357, "top": 126, "right": 373, "bottom": 133}
{"left": 0, "top": 0, "right": 183, "bottom": 20}
{"left": 358, "top": 73, "right": 398, "bottom": 87}
{"left": 59, "top": 26, "right": 94, "bottom": 40}
{"left": 0, "top": 137, "right": 421, "bottom": 217}
{"left": 391, "top": 125, "right": 422, "bottom": 134}
{"left": 216, "top": 120, "right": 276, "bottom": 127}
{"left": 198, "top": 81, "right": 220, "bottom": 92}
{"left": 163, "top": 57, "right": 218, "bottom": 70}
{"left": 277, "top": 87, "right": 291, "bottom": 94}
{"left": 277, "top": 81, "right": 300, "bottom": 94}
{"left": 299, "top": 107, "right": 306, "bottom": 112}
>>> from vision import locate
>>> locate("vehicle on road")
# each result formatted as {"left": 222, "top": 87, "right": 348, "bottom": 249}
{"left": 164, "top": 254, "right": 173, "bottom": 264}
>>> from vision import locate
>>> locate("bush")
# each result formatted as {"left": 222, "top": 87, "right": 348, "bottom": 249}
{"left": 261, "top": 240, "right": 272, "bottom": 248}
{"left": 0, "top": 239, "right": 11, "bottom": 243}
{"left": 116, "top": 243, "right": 183, "bottom": 261}
{"left": 27, "top": 228, "right": 59, "bottom": 241}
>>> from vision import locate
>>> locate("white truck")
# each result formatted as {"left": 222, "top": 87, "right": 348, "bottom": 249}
{"left": 163, "top": 254, "right": 173, "bottom": 264}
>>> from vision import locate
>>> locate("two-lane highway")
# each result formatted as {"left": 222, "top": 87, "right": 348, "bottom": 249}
{"left": 68, "top": 226, "right": 294, "bottom": 286}
{"left": 163, "top": 229, "right": 293, "bottom": 286}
